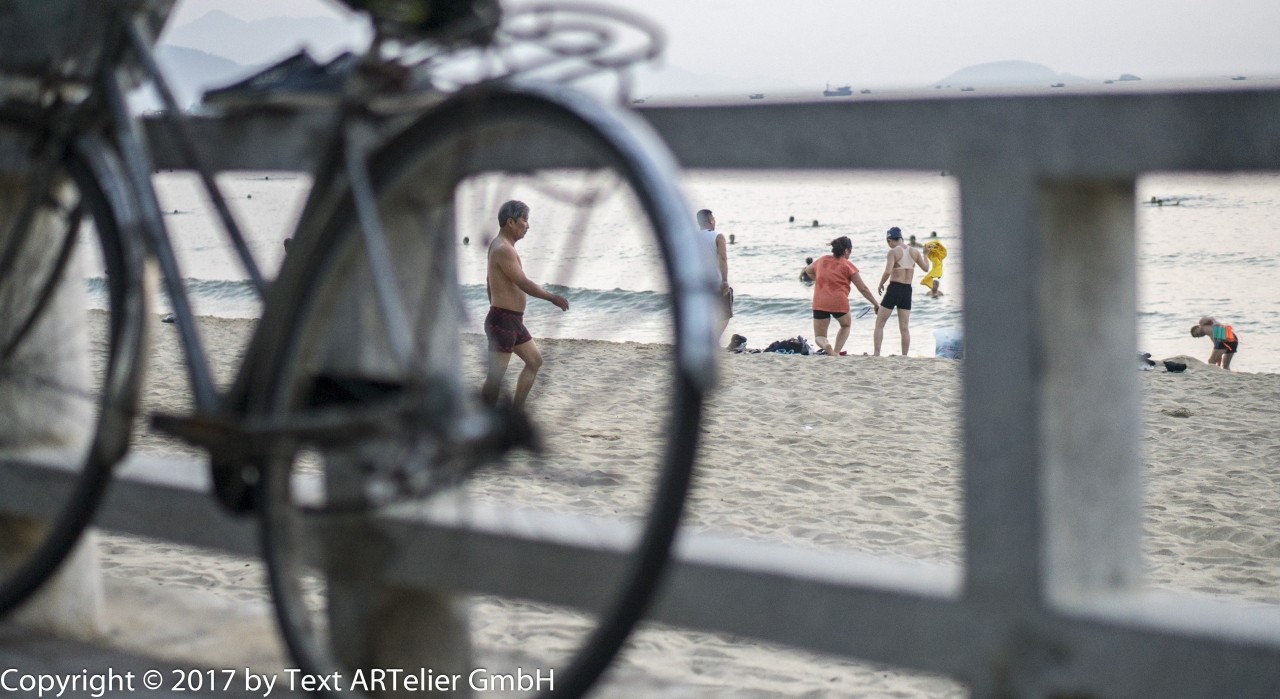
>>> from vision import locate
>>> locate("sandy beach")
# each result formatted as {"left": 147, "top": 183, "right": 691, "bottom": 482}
{"left": 86, "top": 313, "right": 1280, "bottom": 697}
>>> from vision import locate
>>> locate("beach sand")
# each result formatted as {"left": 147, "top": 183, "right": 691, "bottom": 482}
{"left": 85, "top": 314, "right": 1280, "bottom": 696}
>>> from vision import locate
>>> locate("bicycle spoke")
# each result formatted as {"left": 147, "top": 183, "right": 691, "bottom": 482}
{"left": 104, "top": 66, "right": 219, "bottom": 412}
{"left": 123, "top": 16, "right": 268, "bottom": 298}
{"left": 0, "top": 201, "right": 80, "bottom": 364}
{"left": 342, "top": 132, "right": 416, "bottom": 367}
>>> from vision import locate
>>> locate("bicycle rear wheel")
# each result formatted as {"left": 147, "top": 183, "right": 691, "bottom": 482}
{"left": 0, "top": 127, "right": 146, "bottom": 614}
{"left": 248, "top": 82, "right": 717, "bottom": 697}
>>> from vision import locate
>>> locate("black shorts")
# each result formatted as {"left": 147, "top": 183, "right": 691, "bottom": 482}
{"left": 485, "top": 306, "right": 532, "bottom": 353}
{"left": 881, "top": 281, "right": 913, "bottom": 310}
{"left": 812, "top": 309, "right": 847, "bottom": 320}
{"left": 1214, "top": 338, "right": 1239, "bottom": 353}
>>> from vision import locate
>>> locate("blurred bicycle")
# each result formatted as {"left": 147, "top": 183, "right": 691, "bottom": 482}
{"left": 0, "top": 1, "right": 718, "bottom": 696}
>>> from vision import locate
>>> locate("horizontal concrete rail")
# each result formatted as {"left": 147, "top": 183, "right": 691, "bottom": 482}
{"left": 146, "top": 86, "right": 1280, "bottom": 175}
{"left": 4, "top": 454, "right": 1280, "bottom": 696}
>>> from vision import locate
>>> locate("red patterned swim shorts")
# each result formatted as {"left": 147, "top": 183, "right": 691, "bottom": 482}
{"left": 485, "top": 306, "right": 532, "bottom": 353}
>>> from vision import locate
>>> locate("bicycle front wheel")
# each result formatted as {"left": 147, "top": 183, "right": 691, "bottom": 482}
{"left": 248, "top": 82, "right": 717, "bottom": 697}
{"left": 0, "top": 128, "right": 146, "bottom": 614}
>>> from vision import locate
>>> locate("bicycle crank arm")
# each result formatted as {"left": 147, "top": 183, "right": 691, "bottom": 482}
{"left": 151, "top": 400, "right": 539, "bottom": 464}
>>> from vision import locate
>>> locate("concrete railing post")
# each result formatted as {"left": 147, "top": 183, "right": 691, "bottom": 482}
{"left": 317, "top": 195, "right": 473, "bottom": 695}
{"left": 0, "top": 174, "right": 105, "bottom": 637}
{"left": 1036, "top": 180, "right": 1144, "bottom": 602}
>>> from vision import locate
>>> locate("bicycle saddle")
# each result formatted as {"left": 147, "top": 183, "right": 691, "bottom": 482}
{"left": 339, "top": 0, "right": 501, "bottom": 46}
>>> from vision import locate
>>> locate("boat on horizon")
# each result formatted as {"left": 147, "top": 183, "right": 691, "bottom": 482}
{"left": 749, "top": 93, "right": 764, "bottom": 99}
{"left": 823, "top": 83, "right": 852, "bottom": 97}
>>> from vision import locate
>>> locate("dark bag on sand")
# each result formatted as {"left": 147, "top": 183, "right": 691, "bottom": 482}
{"left": 1163, "top": 360, "right": 1187, "bottom": 373}
{"left": 763, "top": 336, "right": 811, "bottom": 355}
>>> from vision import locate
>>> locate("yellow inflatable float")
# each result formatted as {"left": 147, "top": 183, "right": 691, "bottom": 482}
{"left": 920, "top": 240, "right": 947, "bottom": 293}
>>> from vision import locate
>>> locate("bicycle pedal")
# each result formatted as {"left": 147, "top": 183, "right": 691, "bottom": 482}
{"left": 307, "top": 373, "right": 405, "bottom": 408}
{"left": 467, "top": 402, "right": 540, "bottom": 450}
{"left": 151, "top": 412, "right": 262, "bottom": 514}
{"left": 150, "top": 411, "right": 247, "bottom": 450}
{"left": 489, "top": 402, "right": 540, "bottom": 454}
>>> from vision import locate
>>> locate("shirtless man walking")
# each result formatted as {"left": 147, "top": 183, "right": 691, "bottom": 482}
{"left": 873, "top": 226, "right": 930, "bottom": 356}
{"left": 482, "top": 200, "right": 569, "bottom": 409}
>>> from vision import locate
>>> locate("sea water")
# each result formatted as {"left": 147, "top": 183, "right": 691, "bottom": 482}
{"left": 116, "top": 169, "right": 1280, "bottom": 373}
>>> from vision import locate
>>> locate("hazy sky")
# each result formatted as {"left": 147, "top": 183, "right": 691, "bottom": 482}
{"left": 168, "top": 0, "right": 1280, "bottom": 89}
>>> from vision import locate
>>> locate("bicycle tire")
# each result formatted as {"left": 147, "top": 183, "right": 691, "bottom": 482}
{"left": 246, "top": 81, "right": 716, "bottom": 698}
{"left": 0, "top": 128, "right": 146, "bottom": 614}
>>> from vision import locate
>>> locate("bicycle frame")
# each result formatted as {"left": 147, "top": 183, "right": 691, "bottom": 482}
{"left": 0, "top": 2, "right": 385, "bottom": 511}
{"left": 112, "top": 3, "right": 484, "bottom": 514}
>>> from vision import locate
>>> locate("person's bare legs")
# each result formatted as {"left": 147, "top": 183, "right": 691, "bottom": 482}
{"left": 482, "top": 351, "right": 513, "bottom": 405}
{"left": 897, "top": 309, "right": 912, "bottom": 355}
{"left": 1207, "top": 348, "right": 1224, "bottom": 367}
{"left": 511, "top": 339, "right": 545, "bottom": 409}
{"left": 716, "top": 290, "right": 731, "bottom": 347}
{"left": 873, "top": 306, "right": 892, "bottom": 355}
{"left": 833, "top": 313, "right": 852, "bottom": 354}
{"left": 1222, "top": 351, "right": 1235, "bottom": 370}
{"left": 813, "top": 316, "right": 834, "bottom": 355}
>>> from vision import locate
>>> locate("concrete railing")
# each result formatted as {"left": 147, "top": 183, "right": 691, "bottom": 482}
{"left": 5, "top": 84, "right": 1280, "bottom": 696}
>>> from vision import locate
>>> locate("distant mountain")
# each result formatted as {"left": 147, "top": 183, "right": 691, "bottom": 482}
{"left": 159, "top": 9, "right": 368, "bottom": 67}
{"left": 934, "top": 60, "right": 1088, "bottom": 87}
{"left": 153, "top": 45, "right": 253, "bottom": 110}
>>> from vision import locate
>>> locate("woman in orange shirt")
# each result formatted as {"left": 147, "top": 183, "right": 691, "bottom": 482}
{"left": 802, "top": 236, "right": 880, "bottom": 356}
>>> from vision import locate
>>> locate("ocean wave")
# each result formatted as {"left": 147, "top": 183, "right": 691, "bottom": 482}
{"left": 85, "top": 276, "right": 262, "bottom": 317}
{"left": 460, "top": 283, "right": 674, "bottom": 314}
{"left": 87, "top": 276, "right": 260, "bottom": 301}
{"left": 461, "top": 283, "right": 856, "bottom": 322}
{"left": 183, "top": 278, "right": 262, "bottom": 302}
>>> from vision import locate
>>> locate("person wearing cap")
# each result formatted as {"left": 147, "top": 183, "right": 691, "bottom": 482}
{"left": 874, "top": 226, "right": 930, "bottom": 356}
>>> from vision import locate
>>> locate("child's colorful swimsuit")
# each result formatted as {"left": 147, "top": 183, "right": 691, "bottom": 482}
{"left": 1212, "top": 324, "right": 1239, "bottom": 353}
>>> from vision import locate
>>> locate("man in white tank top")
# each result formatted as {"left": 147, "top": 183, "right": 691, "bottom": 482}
{"left": 697, "top": 209, "right": 733, "bottom": 343}
{"left": 874, "top": 226, "right": 930, "bottom": 356}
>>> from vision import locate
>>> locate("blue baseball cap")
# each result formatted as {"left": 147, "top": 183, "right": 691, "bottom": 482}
{"left": 886, "top": 226, "right": 903, "bottom": 240}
